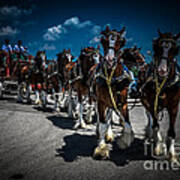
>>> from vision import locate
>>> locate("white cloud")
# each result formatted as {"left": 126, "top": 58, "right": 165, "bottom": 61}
{"left": 64, "top": 16, "right": 92, "bottom": 28}
{"left": 89, "top": 36, "right": 101, "bottom": 44}
{"left": 43, "top": 24, "right": 66, "bottom": 41}
{"left": 0, "top": 6, "right": 32, "bottom": 16}
{"left": 41, "top": 43, "right": 56, "bottom": 51}
{"left": 126, "top": 37, "right": 133, "bottom": 42}
{"left": 43, "top": 16, "right": 101, "bottom": 42}
{"left": 64, "top": 17, "right": 79, "bottom": 26}
{"left": 0, "top": 26, "right": 20, "bottom": 36}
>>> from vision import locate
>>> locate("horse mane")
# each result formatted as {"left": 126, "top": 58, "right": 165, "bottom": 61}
{"left": 81, "top": 47, "right": 96, "bottom": 54}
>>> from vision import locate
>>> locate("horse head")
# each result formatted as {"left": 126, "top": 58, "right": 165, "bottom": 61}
{"left": 80, "top": 46, "right": 102, "bottom": 76}
{"left": 36, "top": 50, "right": 46, "bottom": 61}
{"left": 62, "top": 49, "right": 73, "bottom": 63}
{"left": 153, "top": 30, "right": 180, "bottom": 78}
{"left": 101, "top": 26, "right": 126, "bottom": 68}
{"left": 122, "top": 46, "right": 146, "bottom": 71}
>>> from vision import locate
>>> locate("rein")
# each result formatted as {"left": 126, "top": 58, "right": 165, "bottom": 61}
{"left": 104, "top": 62, "right": 127, "bottom": 126}
{"left": 104, "top": 63, "right": 117, "bottom": 110}
{"left": 154, "top": 76, "right": 167, "bottom": 118}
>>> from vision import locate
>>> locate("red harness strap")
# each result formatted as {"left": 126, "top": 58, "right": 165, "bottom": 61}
{"left": 6, "top": 56, "right": 10, "bottom": 77}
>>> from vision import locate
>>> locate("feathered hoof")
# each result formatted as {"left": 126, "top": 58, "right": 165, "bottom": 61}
{"left": 73, "top": 121, "right": 86, "bottom": 130}
{"left": 105, "top": 131, "right": 114, "bottom": 143}
{"left": 54, "top": 107, "right": 60, "bottom": 113}
{"left": 85, "top": 117, "right": 93, "bottom": 124}
{"left": 117, "top": 131, "right": 134, "bottom": 150}
{"left": 154, "top": 143, "right": 165, "bottom": 156}
{"left": 93, "top": 144, "right": 110, "bottom": 160}
{"left": 35, "top": 100, "right": 41, "bottom": 105}
{"left": 168, "top": 154, "right": 180, "bottom": 164}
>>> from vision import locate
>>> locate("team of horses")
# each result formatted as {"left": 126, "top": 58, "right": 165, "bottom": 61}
{"left": 0, "top": 26, "right": 179, "bottom": 162}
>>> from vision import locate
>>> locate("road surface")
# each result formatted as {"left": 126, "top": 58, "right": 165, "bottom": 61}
{"left": 0, "top": 95, "right": 180, "bottom": 180}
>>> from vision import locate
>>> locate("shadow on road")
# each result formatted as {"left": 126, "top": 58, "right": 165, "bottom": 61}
{"left": 33, "top": 106, "right": 54, "bottom": 113}
{"left": 55, "top": 133, "right": 96, "bottom": 162}
{"left": 47, "top": 115, "right": 76, "bottom": 129}
{"left": 55, "top": 133, "right": 153, "bottom": 166}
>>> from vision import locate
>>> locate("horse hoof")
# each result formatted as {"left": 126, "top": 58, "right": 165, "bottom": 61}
{"left": 73, "top": 123, "right": 80, "bottom": 130}
{"left": 93, "top": 144, "right": 110, "bottom": 160}
{"left": 35, "top": 100, "right": 41, "bottom": 105}
{"left": 154, "top": 143, "right": 164, "bottom": 156}
{"left": 81, "top": 122, "right": 86, "bottom": 129}
{"left": 117, "top": 131, "right": 134, "bottom": 149}
{"left": 105, "top": 131, "right": 114, "bottom": 143}
{"left": 169, "top": 154, "right": 179, "bottom": 163}
{"left": 55, "top": 108, "right": 60, "bottom": 113}
{"left": 73, "top": 121, "right": 86, "bottom": 129}
{"left": 85, "top": 118, "right": 93, "bottom": 124}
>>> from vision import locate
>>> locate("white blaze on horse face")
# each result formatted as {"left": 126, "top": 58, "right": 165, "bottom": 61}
{"left": 41, "top": 53, "right": 46, "bottom": 68}
{"left": 105, "top": 34, "right": 117, "bottom": 63}
{"left": 93, "top": 53, "right": 100, "bottom": 64}
{"left": 109, "top": 34, "right": 117, "bottom": 48}
{"left": 41, "top": 53, "right": 46, "bottom": 62}
{"left": 158, "top": 59, "right": 168, "bottom": 76}
{"left": 66, "top": 53, "right": 72, "bottom": 62}
{"left": 158, "top": 41, "right": 172, "bottom": 76}
{"left": 162, "top": 41, "right": 172, "bottom": 58}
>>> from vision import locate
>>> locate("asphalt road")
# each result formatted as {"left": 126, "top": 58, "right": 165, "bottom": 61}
{"left": 0, "top": 95, "right": 180, "bottom": 180}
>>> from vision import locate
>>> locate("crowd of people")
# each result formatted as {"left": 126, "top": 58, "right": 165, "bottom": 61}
{"left": 1, "top": 39, "right": 28, "bottom": 60}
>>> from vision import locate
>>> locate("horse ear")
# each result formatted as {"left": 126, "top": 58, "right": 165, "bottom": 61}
{"left": 119, "top": 26, "right": 126, "bottom": 35}
{"left": 133, "top": 45, "right": 137, "bottom": 50}
{"left": 101, "top": 26, "right": 110, "bottom": 35}
{"left": 105, "top": 25, "right": 110, "bottom": 32}
{"left": 158, "top": 29, "right": 163, "bottom": 37}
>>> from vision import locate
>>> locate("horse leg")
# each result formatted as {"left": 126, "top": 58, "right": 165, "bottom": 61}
{"left": 17, "top": 84, "right": 23, "bottom": 103}
{"left": 93, "top": 102, "right": 110, "bottom": 159}
{"left": 167, "top": 102, "right": 179, "bottom": 162}
{"left": 117, "top": 101, "right": 134, "bottom": 149}
{"left": 26, "top": 83, "right": 32, "bottom": 104}
{"left": 68, "top": 87, "right": 73, "bottom": 117}
{"left": 60, "top": 88, "right": 67, "bottom": 108}
{"left": 105, "top": 108, "right": 114, "bottom": 143}
{"left": 53, "top": 89, "right": 60, "bottom": 112}
{"left": 145, "top": 110, "right": 154, "bottom": 140}
{"left": 85, "top": 96, "right": 95, "bottom": 124}
{"left": 74, "top": 92, "right": 86, "bottom": 129}
{"left": 34, "top": 81, "right": 40, "bottom": 105}
{"left": 41, "top": 86, "right": 47, "bottom": 109}
{"left": 152, "top": 112, "right": 167, "bottom": 157}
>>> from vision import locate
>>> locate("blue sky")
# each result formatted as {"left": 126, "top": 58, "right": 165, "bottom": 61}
{"left": 0, "top": 0, "right": 180, "bottom": 61}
